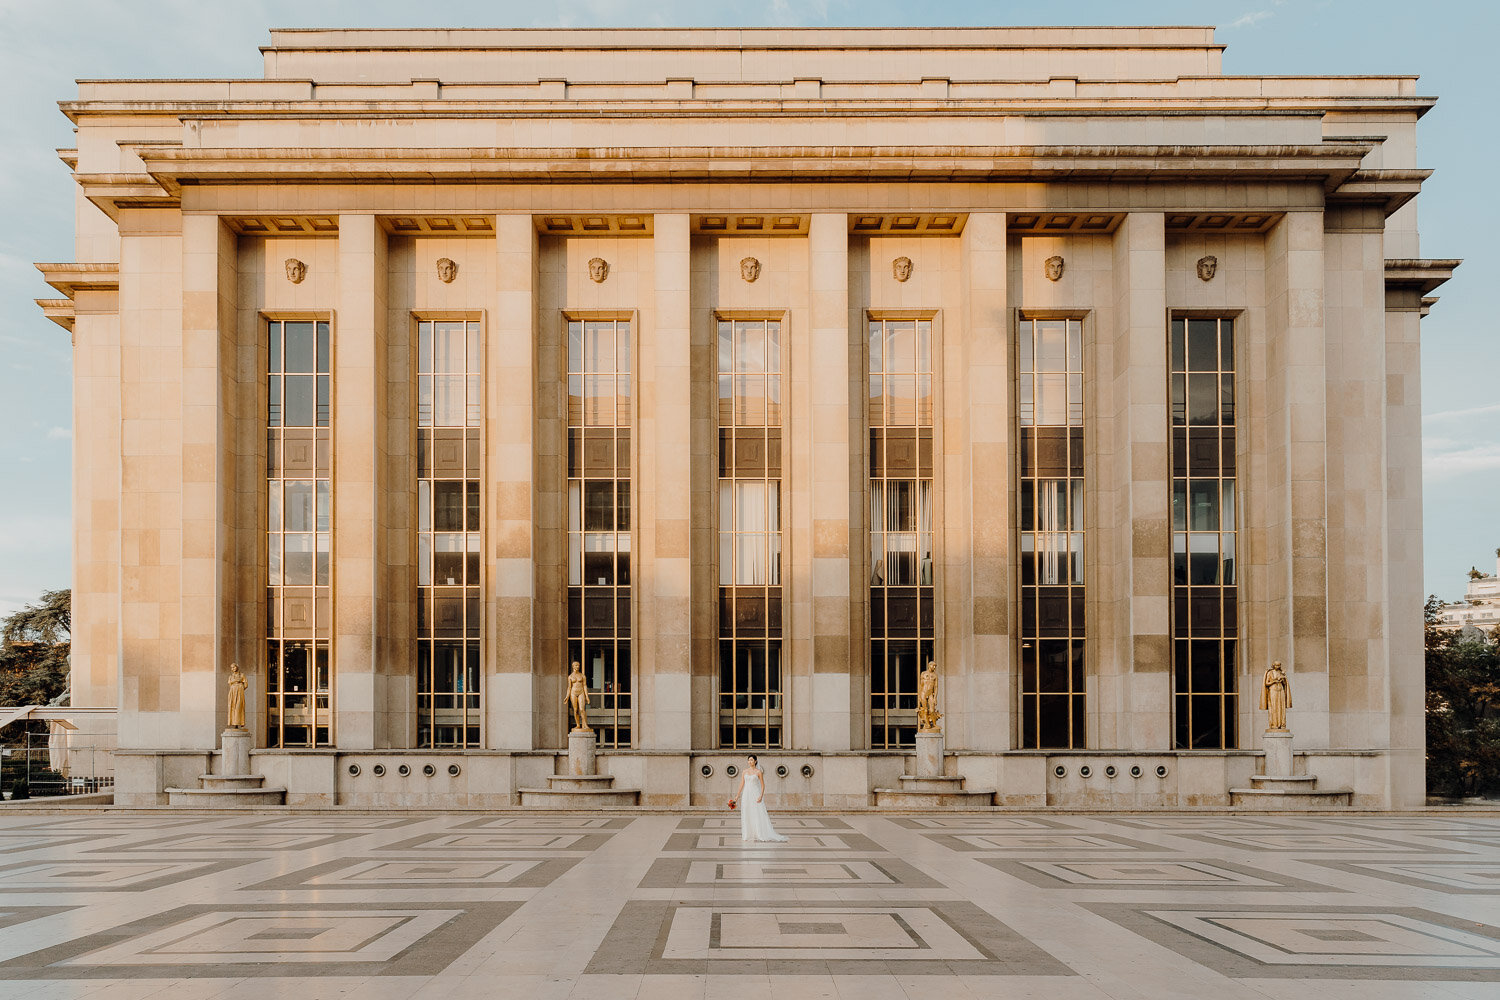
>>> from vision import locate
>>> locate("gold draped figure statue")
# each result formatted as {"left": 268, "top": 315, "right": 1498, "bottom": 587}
{"left": 916, "top": 658, "right": 942, "bottom": 733}
{"left": 1260, "top": 660, "right": 1291, "bottom": 731}
{"left": 566, "top": 660, "right": 592, "bottom": 733}
{"left": 226, "top": 662, "right": 247, "bottom": 730}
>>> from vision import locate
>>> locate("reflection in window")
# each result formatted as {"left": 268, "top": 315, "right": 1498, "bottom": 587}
{"left": 869, "top": 318, "right": 934, "bottom": 749}
{"left": 567, "top": 319, "right": 632, "bottom": 747}
{"left": 1171, "top": 317, "right": 1238, "bottom": 749}
{"left": 266, "top": 320, "right": 333, "bottom": 748}
{"left": 1018, "top": 317, "right": 1086, "bottom": 749}
{"left": 417, "top": 320, "right": 483, "bottom": 747}
{"left": 718, "top": 319, "right": 783, "bottom": 748}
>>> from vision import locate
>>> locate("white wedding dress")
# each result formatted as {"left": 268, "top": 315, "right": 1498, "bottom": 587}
{"left": 739, "top": 770, "right": 788, "bottom": 843}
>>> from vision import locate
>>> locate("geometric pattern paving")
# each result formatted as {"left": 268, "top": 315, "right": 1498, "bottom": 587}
{"left": 0, "top": 902, "right": 521, "bottom": 979}
{"left": 0, "top": 808, "right": 1496, "bottom": 995}
{"left": 1308, "top": 859, "right": 1500, "bottom": 894}
{"left": 981, "top": 857, "right": 1338, "bottom": 892}
{"left": 587, "top": 899, "right": 1074, "bottom": 976}
{"left": 248, "top": 855, "right": 585, "bottom": 891}
{"left": 1085, "top": 902, "right": 1500, "bottom": 981}
{"left": 0, "top": 858, "right": 253, "bottom": 892}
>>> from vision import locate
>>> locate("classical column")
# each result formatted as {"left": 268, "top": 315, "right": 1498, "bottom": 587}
{"left": 179, "top": 213, "right": 239, "bottom": 746}
{"left": 117, "top": 210, "right": 186, "bottom": 749}
{"left": 69, "top": 281, "right": 122, "bottom": 717}
{"left": 333, "top": 215, "right": 391, "bottom": 748}
{"left": 1101, "top": 212, "right": 1171, "bottom": 749}
{"left": 1383, "top": 276, "right": 1427, "bottom": 806}
{"left": 490, "top": 215, "right": 538, "bottom": 748}
{"left": 642, "top": 213, "right": 693, "bottom": 747}
{"left": 955, "top": 213, "right": 1010, "bottom": 750}
{"left": 1322, "top": 209, "right": 1390, "bottom": 759}
{"left": 1263, "top": 211, "right": 1330, "bottom": 748}
{"left": 807, "top": 214, "right": 855, "bottom": 750}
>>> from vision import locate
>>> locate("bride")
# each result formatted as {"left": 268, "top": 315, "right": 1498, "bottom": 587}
{"left": 729, "top": 754, "right": 787, "bottom": 843}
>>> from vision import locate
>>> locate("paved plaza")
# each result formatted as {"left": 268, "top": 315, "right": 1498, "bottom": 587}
{"left": 0, "top": 811, "right": 1497, "bottom": 998}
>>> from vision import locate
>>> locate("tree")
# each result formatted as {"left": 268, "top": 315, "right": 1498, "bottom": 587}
{"left": 1426, "top": 594, "right": 1500, "bottom": 798}
{"left": 0, "top": 589, "right": 71, "bottom": 734}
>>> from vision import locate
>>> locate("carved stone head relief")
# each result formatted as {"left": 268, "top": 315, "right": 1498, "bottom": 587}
{"left": 739, "top": 256, "right": 761, "bottom": 283}
{"left": 892, "top": 256, "right": 913, "bottom": 282}
{"left": 284, "top": 258, "right": 307, "bottom": 284}
{"left": 1044, "top": 255, "right": 1065, "bottom": 282}
{"left": 1196, "top": 255, "right": 1218, "bottom": 282}
{"left": 587, "top": 257, "right": 609, "bottom": 283}
{"left": 436, "top": 257, "right": 458, "bottom": 283}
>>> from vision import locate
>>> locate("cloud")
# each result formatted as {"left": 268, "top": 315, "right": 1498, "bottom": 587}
{"left": 1425, "top": 442, "right": 1500, "bottom": 481}
{"left": 1425, "top": 401, "right": 1500, "bottom": 423}
{"left": 1228, "top": 10, "right": 1274, "bottom": 29}
{"left": 46, "top": 426, "right": 71, "bottom": 440}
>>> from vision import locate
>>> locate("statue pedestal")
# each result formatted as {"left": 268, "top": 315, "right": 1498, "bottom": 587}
{"left": 221, "top": 728, "right": 252, "bottom": 777}
{"left": 1229, "top": 727, "right": 1352, "bottom": 807}
{"left": 874, "top": 729, "right": 996, "bottom": 807}
{"left": 568, "top": 730, "right": 597, "bottom": 776}
{"left": 1263, "top": 730, "right": 1293, "bottom": 777}
{"left": 165, "top": 727, "right": 286, "bottom": 806}
{"left": 520, "top": 729, "right": 639, "bottom": 807}
{"left": 915, "top": 730, "right": 944, "bottom": 778}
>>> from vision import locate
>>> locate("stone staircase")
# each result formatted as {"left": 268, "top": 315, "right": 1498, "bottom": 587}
{"left": 1229, "top": 730, "right": 1351, "bottom": 808}
{"left": 518, "top": 731, "right": 639, "bottom": 808}
{"left": 873, "top": 731, "right": 996, "bottom": 808}
{"left": 518, "top": 772, "right": 640, "bottom": 808}
{"left": 873, "top": 773, "right": 996, "bottom": 808}
{"left": 166, "top": 729, "right": 286, "bottom": 807}
{"left": 1229, "top": 774, "right": 1352, "bottom": 808}
{"left": 166, "top": 772, "right": 287, "bottom": 807}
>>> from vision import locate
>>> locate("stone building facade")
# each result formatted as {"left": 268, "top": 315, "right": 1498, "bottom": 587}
{"left": 37, "top": 27, "right": 1456, "bottom": 807}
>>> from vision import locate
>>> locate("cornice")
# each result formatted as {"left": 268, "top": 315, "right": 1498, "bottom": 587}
{"left": 132, "top": 143, "right": 1371, "bottom": 196}
{"left": 35, "top": 262, "right": 120, "bottom": 299}
{"left": 56, "top": 94, "right": 1437, "bottom": 125}
{"left": 1326, "top": 168, "right": 1433, "bottom": 216}
{"left": 1385, "top": 257, "right": 1461, "bottom": 297}
{"left": 35, "top": 298, "right": 75, "bottom": 333}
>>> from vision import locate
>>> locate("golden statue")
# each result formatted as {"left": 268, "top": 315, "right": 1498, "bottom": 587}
{"left": 226, "top": 662, "right": 247, "bottom": 730}
{"left": 916, "top": 658, "right": 942, "bottom": 733}
{"left": 566, "top": 660, "right": 592, "bottom": 733}
{"left": 1260, "top": 660, "right": 1291, "bottom": 731}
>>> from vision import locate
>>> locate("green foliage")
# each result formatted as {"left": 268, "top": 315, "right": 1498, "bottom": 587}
{"left": 1426, "top": 595, "right": 1500, "bottom": 798}
{"left": 0, "top": 590, "right": 71, "bottom": 747}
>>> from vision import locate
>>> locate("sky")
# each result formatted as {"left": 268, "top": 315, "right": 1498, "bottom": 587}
{"left": 0, "top": 0, "right": 1495, "bottom": 620}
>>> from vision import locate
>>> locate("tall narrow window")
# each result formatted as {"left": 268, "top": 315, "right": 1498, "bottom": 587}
{"left": 1018, "top": 316, "right": 1085, "bottom": 749}
{"left": 567, "top": 319, "right": 632, "bottom": 747}
{"left": 1171, "top": 316, "right": 1238, "bottom": 749}
{"left": 417, "top": 319, "right": 483, "bottom": 748}
{"left": 869, "top": 318, "right": 934, "bottom": 749}
{"left": 266, "top": 319, "right": 333, "bottom": 748}
{"left": 718, "top": 318, "right": 783, "bottom": 748}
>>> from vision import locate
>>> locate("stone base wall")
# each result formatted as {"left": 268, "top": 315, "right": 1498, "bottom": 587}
{"left": 113, "top": 748, "right": 1402, "bottom": 809}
